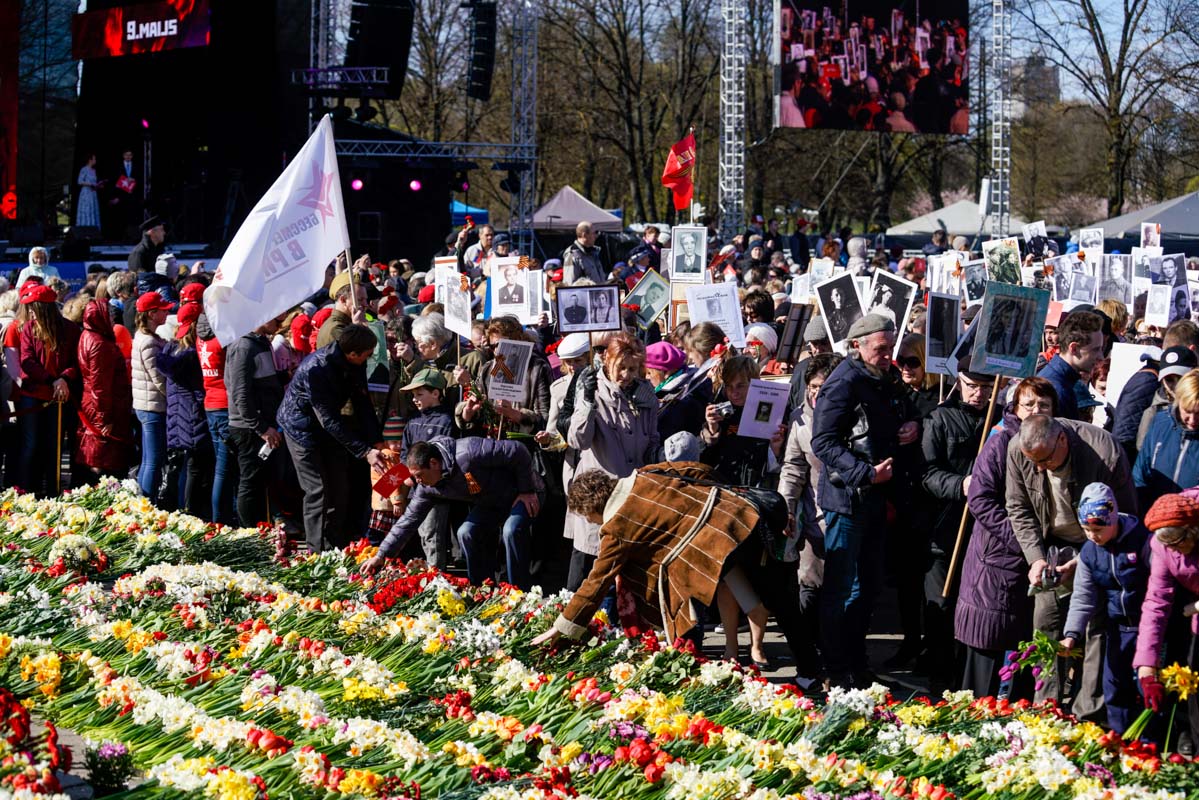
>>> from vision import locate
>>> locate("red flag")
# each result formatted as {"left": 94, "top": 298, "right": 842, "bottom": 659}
{"left": 661, "top": 131, "right": 696, "bottom": 212}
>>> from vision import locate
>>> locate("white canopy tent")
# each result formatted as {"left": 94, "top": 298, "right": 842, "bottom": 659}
{"left": 886, "top": 199, "right": 1028, "bottom": 237}
{"left": 531, "top": 185, "right": 623, "bottom": 233}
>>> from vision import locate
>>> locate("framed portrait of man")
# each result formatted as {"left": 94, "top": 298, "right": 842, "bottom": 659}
{"left": 669, "top": 226, "right": 707, "bottom": 283}
{"left": 684, "top": 282, "right": 746, "bottom": 347}
{"left": 487, "top": 338, "right": 534, "bottom": 405}
{"left": 624, "top": 269, "right": 670, "bottom": 330}
{"left": 489, "top": 257, "right": 529, "bottom": 319}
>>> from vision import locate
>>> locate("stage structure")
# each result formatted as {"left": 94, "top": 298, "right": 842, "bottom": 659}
{"left": 297, "top": 0, "right": 538, "bottom": 257}
{"left": 719, "top": 0, "right": 747, "bottom": 244}
{"left": 987, "top": 0, "right": 1012, "bottom": 237}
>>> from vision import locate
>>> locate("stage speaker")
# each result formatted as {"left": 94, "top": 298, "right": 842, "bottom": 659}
{"left": 466, "top": 0, "right": 497, "bottom": 101}
{"left": 346, "top": 0, "right": 415, "bottom": 100}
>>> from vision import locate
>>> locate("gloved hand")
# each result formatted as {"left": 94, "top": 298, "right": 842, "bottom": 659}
{"left": 1140, "top": 673, "right": 1165, "bottom": 712}
{"left": 580, "top": 366, "right": 599, "bottom": 405}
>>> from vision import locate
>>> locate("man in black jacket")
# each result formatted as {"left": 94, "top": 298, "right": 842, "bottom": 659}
{"left": 224, "top": 313, "right": 286, "bottom": 527}
{"left": 811, "top": 313, "right": 920, "bottom": 687}
{"left": 278, "top": 324, "right": 388, "bottom": 553}
{"left": 916, "top": 356, "right": 997, "bottom": 683}
{"left": 127, "top": 217, "right": 166, "bottom": 273}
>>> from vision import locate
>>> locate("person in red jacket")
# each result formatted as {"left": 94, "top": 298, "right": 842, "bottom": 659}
{"left": 195, "top": 309, "right": 234, "bottom": 524}
{"left": 16, "top": 283, "right": 81, "bottom": 495}
{"left": 76, "top": 299, "right": 133, "bottom": 481}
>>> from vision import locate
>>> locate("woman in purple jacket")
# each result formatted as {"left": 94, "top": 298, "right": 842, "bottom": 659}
{"left": 1135, "top": 490, "right": 1199, "bottom": 739}
{"left": 955, "top": 376, "right": 1058, "bottom": 697}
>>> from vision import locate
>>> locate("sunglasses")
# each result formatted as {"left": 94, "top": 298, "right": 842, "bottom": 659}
{"left": 895, "top": 356, "right": 922, "bottom": 369}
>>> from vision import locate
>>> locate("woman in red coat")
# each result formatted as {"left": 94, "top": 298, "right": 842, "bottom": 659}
{"left": 76, "top": 299, "right": 133, "bottom": 480}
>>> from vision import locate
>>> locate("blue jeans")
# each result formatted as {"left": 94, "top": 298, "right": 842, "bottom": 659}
{"left": 206, "top": 410, "right": 234, "bottom": 524}
{"left": 457, "top": 500, "right": 533, "bottom": 589}
{"left": 135, "top": 410, "right": 166, "bottom": 498}
{"left": 820, "top": 497, "right": 886, "bottom": 676}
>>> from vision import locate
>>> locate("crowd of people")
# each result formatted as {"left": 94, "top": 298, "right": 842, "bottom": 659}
{"left": 3, "top": 214, "right": 1199, "bottom": 755}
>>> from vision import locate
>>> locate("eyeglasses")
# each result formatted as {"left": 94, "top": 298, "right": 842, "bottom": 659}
{"left": 959, "top": 377, "right": 995, "bottom": 392}
{"left": 895, "top": 356, "right": 922, "bottom": 369}
{"left": 1018, "top": 399, "right": 1053, "bottom": 412}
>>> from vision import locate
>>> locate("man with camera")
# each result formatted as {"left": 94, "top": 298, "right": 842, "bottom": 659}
{"left": 811, "top": 314, "right": 919, "bottom": 689}
{"left": 1006, "top": 414, "right": 1135, "bottom": 715}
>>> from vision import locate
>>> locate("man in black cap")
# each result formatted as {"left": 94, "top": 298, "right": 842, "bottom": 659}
{"left": 128, "top": 217, "right": 165, "bottom": 273}
{"left": 811, "top": 313, "right": 920, "bottom": 687}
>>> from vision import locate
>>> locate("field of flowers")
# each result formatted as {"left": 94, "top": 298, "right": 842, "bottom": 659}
{"left": 0, "top": 478, "right": 1196, "bottom": 800}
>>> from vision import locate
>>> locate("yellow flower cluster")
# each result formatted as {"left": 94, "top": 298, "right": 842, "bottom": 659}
{"left": 895, "top": 703, "right": 938, "bottom": 727}
{"left": 1161, "top": 663, "right": 1199, "bottom": 701}
{"left": 342, "top": 676, "right": 409, "bottom": 703}
{"left": 19, "top": 652, "right": 62, "bottom": 698}
{"left": 437, "top": 588, "right": 466, "bottom": 617}
{"left": 337, "top": 769, "right": 382, "bottom": 797}
{"left": 443, "top": 739, "right": 488, "bottom": 767}
{"left": 0, "top": 633, "right": 12, "bottom": 660}
{"left": 207, "top": 768, "right": 258, "bottom": 800}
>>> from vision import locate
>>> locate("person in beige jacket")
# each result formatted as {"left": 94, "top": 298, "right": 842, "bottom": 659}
{"left": 131, "top": 292, "right": 171, "bottom": 496}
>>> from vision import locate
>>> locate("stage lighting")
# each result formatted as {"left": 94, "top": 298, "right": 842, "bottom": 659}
{"left": 141, "top": 119, "right": 150, "bottom": 129}
{"left": 354, "top": 102, "right": 378, "bottom": 122}
{"left": 351, "top": 178, "right": 364, "bottom": 191}
{"left": 452, "top": 170, "right": 470, "bottom": 192}
{"left": 409, "top": 179, "right": 422, "bottom": 192}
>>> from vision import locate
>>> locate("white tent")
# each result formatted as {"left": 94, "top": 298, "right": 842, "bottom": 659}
{"left": 532, "top": 185, "right": 623, "bottom": 233}
{"left": 1088, "top": 191, "right": 1199, "bottom": 239}
{"left": 886, "top": 199, "right": 1028, "bottom": 237}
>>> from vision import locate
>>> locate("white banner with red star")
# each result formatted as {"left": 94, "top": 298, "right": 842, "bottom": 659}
{"left": 204, "top": 115, "right": 350, "bottom": 345}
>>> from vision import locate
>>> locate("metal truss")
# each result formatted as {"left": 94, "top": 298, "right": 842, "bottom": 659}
{"left": 509, "top": 1, "right": 539, "bottom": 255}
{"left": 291, "top": 67, "right": 392, "bottom": 96}
{"left": 336, "top": 140, "right": 536, "bottom": 162}
{"left": 989, "top": 0, "right": 1012, "bottom": 237}
{"left": 719, "top": 0, "right": 747, "bottom": 242}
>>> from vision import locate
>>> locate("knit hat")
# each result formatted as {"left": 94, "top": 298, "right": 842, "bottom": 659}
{"left": 1076, "top": 482, "right": 1118, "bottom": 527}
{"left": 382, "top": 415, "right": 405, "bottom": 442}
{"left": 311, "top": 306, "right": 333, "bottom": 332}
{"left": 645, "top": 342, "right": 686, "bottom": 373}
{"left": 847, "top": 313, "right": 895, "bottom": 340}
{"left": 804, "top": 316, "right": 830, "bottom": 343}
{"left": 290, "top": 313, "right": 313, "bottom": 353}
{"left": 154, "top": 253, "right": 178, "bottom": 279}
{"left": 417, "top": 284, "right": 437, "bottom": 304}
{"left": 556, "top": 332, "right": 591, "bottom": 360}
{"left": 745, "top": 323, "right": 779, "bottom": 355}
{"left": 1144, "top": 492, "right": 1199, "bottom": 532}
{"left": 664, "top": 431, "right": 702, "bottom": 463}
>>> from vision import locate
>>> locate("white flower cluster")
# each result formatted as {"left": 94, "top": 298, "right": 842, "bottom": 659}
{"left": 661, "top": 762, "right": 752, "bottom": 799}
{"left": 456, "top": 617, "right": 502, "bottom": 658}
{"left": 823, "top": 682, "right": 889, "bottom": 716}
{"left": 695, "top": 659, "right": 739, "bottom": 687}
{"left": 61, "top": 581, "right": 109, "bottom": 630}
{"left": 330, "top": 717, "right": 431, "bottom": 766}
{"left": 114, "top": 562, "right": 284, "bottom": 606}
{"left": 490, "top": 657, "right": 542, "bottom": 694}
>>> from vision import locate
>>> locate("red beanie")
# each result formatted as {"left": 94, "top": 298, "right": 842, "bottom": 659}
{"left": 1144, "top": 493, "right": 1199, "bottom": 531}
{"left": 417, "top": 284, "right": 436, "bottom": 304}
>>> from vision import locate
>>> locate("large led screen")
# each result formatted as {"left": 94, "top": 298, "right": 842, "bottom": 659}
{"left": 775, "top": 0, "right": 969, "bottom": 134}
{"left": 72, "top": 0, "right": 210, "bottom": 60}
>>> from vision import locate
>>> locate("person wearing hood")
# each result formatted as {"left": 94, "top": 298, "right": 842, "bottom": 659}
{"left": 1134, "top": 365, "right": 1199, "bottom": 511}
{"left": 845, "top": 237, "right": 869, "bottom": 276}
{"left": 1060, "top": 483, "right": 1154, "bottom": 736}
{"left": 361, "top": 435, "right": 541, "bottom": 583}
{"left": 128, "top": 217, "right": 166, "bottom": 274}
{"left": 75, "top": 295, "right": 133, "bottom": 482}
{"left": 954, "top": 377, "right": 1056, "bottom": 697}
{"left": 17, "top": 248, "right": 61, "bottom": 291}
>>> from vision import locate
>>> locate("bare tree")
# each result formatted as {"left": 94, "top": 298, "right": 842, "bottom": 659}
{"left": 1013, "top": 0, "right": 1199, "bottom": 216}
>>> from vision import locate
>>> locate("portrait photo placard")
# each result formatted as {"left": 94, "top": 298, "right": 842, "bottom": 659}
{"left": 684, "top": 282, "right": 747, "bottom": 347}
{"left": 970, "top": 283, "right": 1050, "bottom": 379}
{"left": 945, "top": 315, "right": 979, "bottom": 381}
{"left": 1141, "top": 222, "right": 1161, "bottom": 248}
{"left": 488, "top": 257, "right": 530, "bottom": 320}
{"left": 442, "top": 272, "right": 474, "bottom": 340}
{"left": 433, "top": 257, "right": 458, "bottom": 305}
{"left": 737, "top": 379, "right": 789, "bottom": 440}
{"left": 1153, "top": 253, "right": 1187, "bottom": 287}
{"left": 625, "top": 269, "right": 670, "bottom": 330}
{"left": 925, "top": 291, "right": 962, "bottom": 375}
{"left": 963, "top": 259, "right": 988, "bottom": 307}
{"left": 866, "top": 270, "right": 918, "bottom": 354}
{"left": 814, "top": 272, "right": 865, "bottom": 353}
{"left": 981, "top": 237, "right": 1021, "bottom": 285}
{"left": 486, "top": 338, "right": 534, "bottom": 405}
{"left": 668, "top": 225, "right": 707, "bottom": 283}
{"left": 556, "top": 285, "right": 621, "bottom": 334}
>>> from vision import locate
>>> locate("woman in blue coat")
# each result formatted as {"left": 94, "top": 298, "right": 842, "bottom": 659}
{"left": 1134, "top": 371, "right": 1199, "bottom": 513}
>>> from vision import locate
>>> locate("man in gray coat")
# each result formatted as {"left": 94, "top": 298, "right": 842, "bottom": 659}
{"left": 562, "top": 222, "right": 606, "bottom": 284}
{"left": 1006, "top": 414, "right": 1135, "bottom": 718}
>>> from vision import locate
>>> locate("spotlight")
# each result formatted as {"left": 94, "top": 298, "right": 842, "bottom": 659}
{"left": 409, "top": 179, "right": 422, "bottom": 192}
{"left": 354, "top": 102, "right": 378, "bottom": 123}
{"left": 141, "top": 119, "right": 150, "bottom": 129}
{"left": 351, "top": 178, "right": 364, "bottom": 191}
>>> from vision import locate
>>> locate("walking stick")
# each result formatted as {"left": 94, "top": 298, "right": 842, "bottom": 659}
{"left": 942, "top": 375, "right": 1003, "bottom": 598}
{"left": 55, "top": 401, "right": 63, "bottom": 494}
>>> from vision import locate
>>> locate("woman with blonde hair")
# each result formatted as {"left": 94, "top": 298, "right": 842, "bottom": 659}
{"left": 131, "top": 292, "right": 172, "bottom": 497}
{"left": 895, "top": 333, "right": 939, "bottom": 416}
{"left": 1134, "top": 368, "right": 1199, "bottom": 510}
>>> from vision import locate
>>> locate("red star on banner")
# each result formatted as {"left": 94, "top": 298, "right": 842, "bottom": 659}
{"left": 298, "top": 163, "right": 338, "bottom": 228}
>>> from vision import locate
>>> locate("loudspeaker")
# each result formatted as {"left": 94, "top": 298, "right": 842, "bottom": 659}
{"left": 346, "top": 0, "right": 415, "bottom": 100}
{"left": 466, "top": 1, "right": 497, "bottom": 101}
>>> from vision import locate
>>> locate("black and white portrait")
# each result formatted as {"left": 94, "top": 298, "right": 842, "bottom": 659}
{"left": 669, "top": 225, "right": 707, "bottom": 282}
{"left": 1098, "top": 255, "right": 1132, "bottom": 304}
{"left": 498, "top": 263, "right": 525, "bottom": 305}
{"left": 925, "top": 292, "right": 962, "bottom": 374}
{"left": 625, "top": 270, "right": 670, "bottom": 329}
{"left": 1146, "top": 284, "right": 1171, "bottom": 328}
{"left": 984, "top": 297, "right": 1036, "bottom": 358}
{"left": 963, "top": 260, "right": 987, "bottom": 306}
{"left": 556, "top": 285, "right": 621, "bottom": 334}
{"left": 1079, "top": 228, "right": 1104, "bottom": 253}
{"left": 1069, "top": 269, "right": 1097, "bottom": 305}
{"left": 814, "top": 272, "right": 864, "bottom": 350}
{"left": 867, "top": 271, "right": 917, "bottom": 346}
{"left": 490, "top": 258, "right": 529, "bottom": 319}
{"left": 1046, "top": 255, "right": 1073, "bottom": 301}
{"left": 487, "top": 338, "right": 535, "bottom": 404}
{"left": 1171, "top": 284, "right": 1192, "bottom": 324}
{"left": 1153, "top": 253, "right": 1186, "bottom": 288}
{"left": 1141, "top": 222, "right": 1161, "bottom": 249}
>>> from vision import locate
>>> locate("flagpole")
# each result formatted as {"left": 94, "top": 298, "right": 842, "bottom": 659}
{"left": 688, "top": 126, "right": 696, "bottom": 225}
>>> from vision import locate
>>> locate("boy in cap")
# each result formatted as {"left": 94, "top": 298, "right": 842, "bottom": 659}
{"left": 1060, "top": 482, "right": 1154, "bottom": 736}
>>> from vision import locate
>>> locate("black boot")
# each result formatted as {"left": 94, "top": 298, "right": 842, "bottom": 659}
{"left": 156, "top": 448, "right": 186, "bottom": 511}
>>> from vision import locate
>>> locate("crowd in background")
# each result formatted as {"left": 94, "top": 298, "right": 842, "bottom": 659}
{"left": 3, "top": 213, "right": 1199, "bottom": 756}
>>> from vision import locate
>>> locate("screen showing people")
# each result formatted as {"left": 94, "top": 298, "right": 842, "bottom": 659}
{"left": 775, "top": 0, "right": 969, "bottom": 133}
